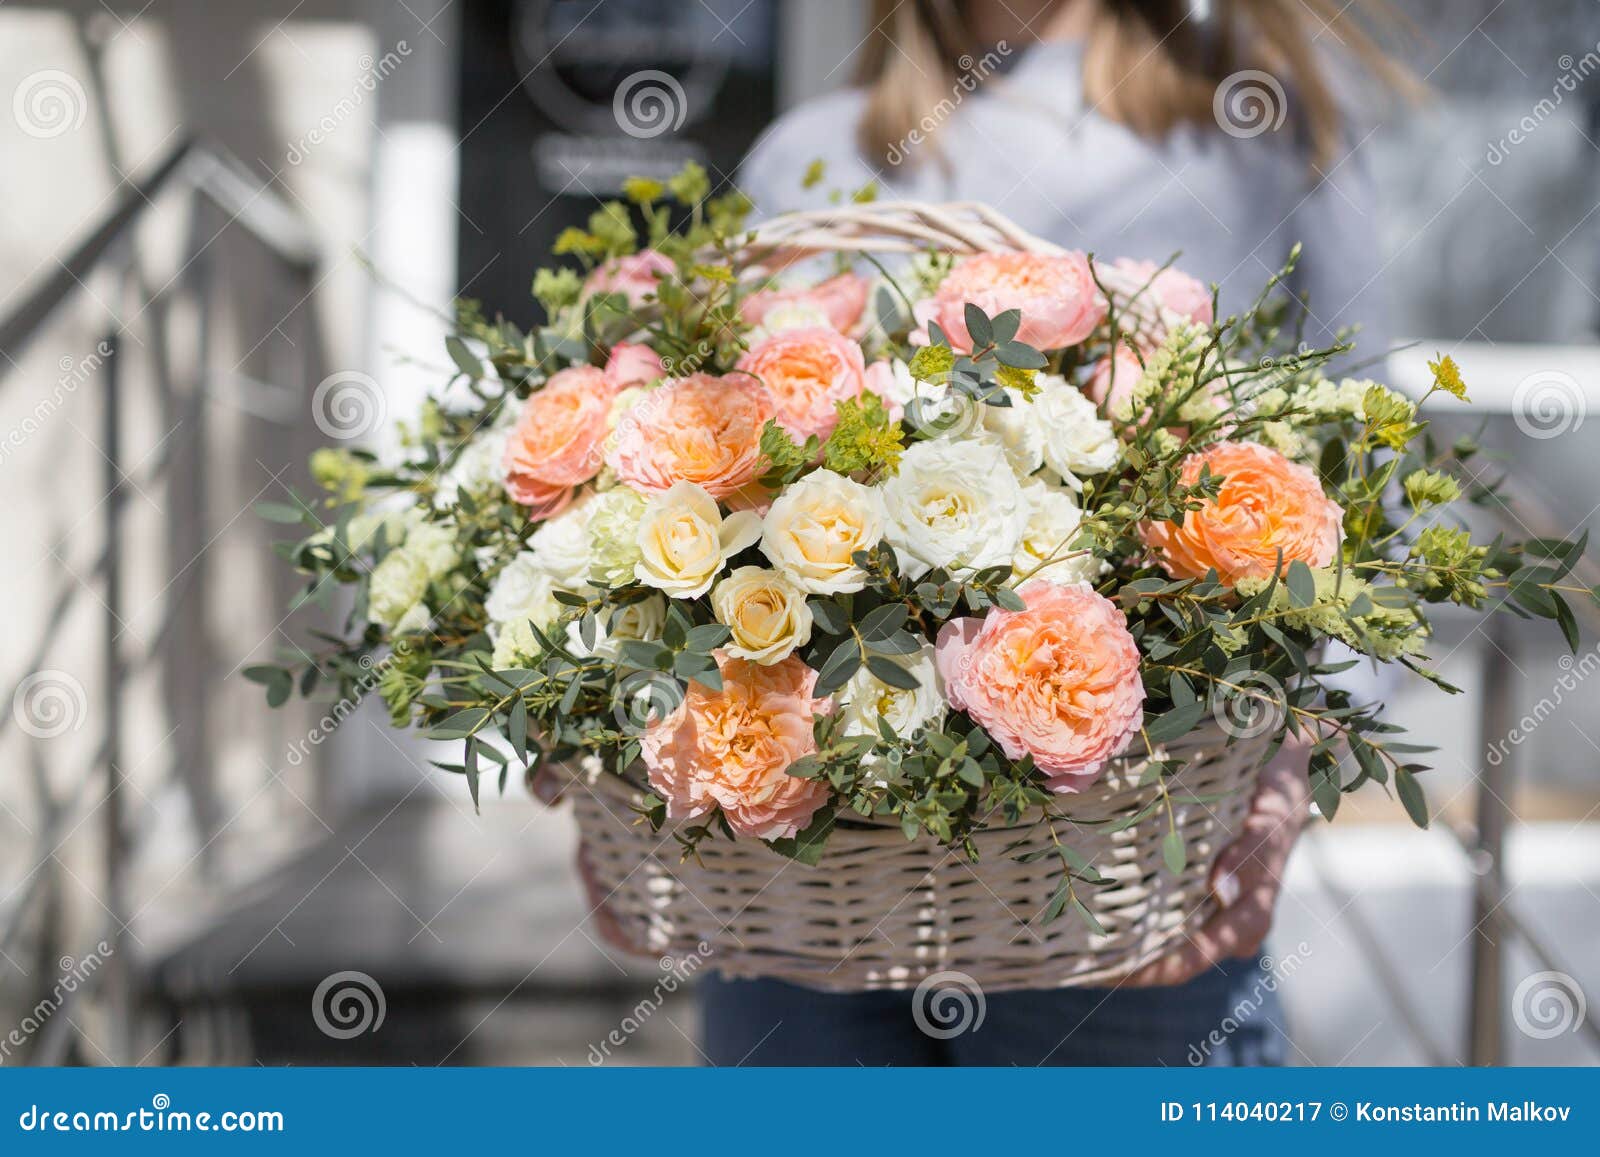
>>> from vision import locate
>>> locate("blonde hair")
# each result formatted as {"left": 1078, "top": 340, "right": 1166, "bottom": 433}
{"left": 856, "top": 0, "right": 1416, "bottom": 171}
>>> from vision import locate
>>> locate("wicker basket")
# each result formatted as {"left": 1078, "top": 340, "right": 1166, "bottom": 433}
{"left": 564, "top": 724, "right": 1266, "bottom": 992}
{"left": 561, "top": 202, "right": 1264, "bottom": 991}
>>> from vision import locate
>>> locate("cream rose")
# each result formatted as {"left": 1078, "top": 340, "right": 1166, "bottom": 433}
{"left": 368, "top": 549, "right": 432, "bottom": 635}
{"left": 635, "top": 481, "right": 762, "bottom": 598}
{"left": 566, "top": 594, "right": 667, "bottom": 660}
{"left": 1013, "top": 481, "right": 1105, "bottom": 586}
{"left": 711, "top": 566, "right": 814, "bottom": 664}
{"left": 759, "top": 468, "right": 887, "bottom": 594}
{"left": 880, "top": 438, "right": 1030, "bottom": 579}
{"left": 836, "top": 642, "right": 945, "bottom": 743}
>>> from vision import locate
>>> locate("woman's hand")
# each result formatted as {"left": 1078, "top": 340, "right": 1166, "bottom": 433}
{"left": 1124, "top": 745, "right": 1312, "bottom": 987}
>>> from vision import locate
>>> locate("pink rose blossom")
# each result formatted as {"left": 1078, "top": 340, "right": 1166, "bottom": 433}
{"left": 1111, "top": 258, "right": 1214, "bottom": 327}
{"left": 583, "top": 249, "right": 674, "bottom": 308}
{"left": 912, "top": 251, "right": 1106, "bottom": 352}
{"left": 936, "top": 580, "right": 1145, "bottom": 791}
{"left": 642, "top": 652, "right": 832, "bottom": 840}
{"left": 1085, "top": 348, "right": 1148, "bottom": 421}
{"left": 736, "top": 326, "right": 867, "bottom": 441}
{"left": 740, "top": 272, "right": 871, "bottom": 336}
{"left": 603, "top": 342, "right": 664, "bottom": 390}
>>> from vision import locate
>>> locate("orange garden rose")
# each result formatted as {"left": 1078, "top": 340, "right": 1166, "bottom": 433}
{"left": 736, "top": 326, "right": 867, "bottom": 441}
{"left": 935, "top": 580, "right": 1145, "bottom": 791}
{"left": 1143, "top": 440, "right": 1344, "bottom": 584}
{"left": 501, "top": 365, "right": 614, "bottom": 514}
{"left": 913, "top": 251, "right": 1106, "bottom": 352}
{"left": 641, "top": 652, "right": 832, "bottom": 839}
{"left": 607, "top": 373, "right": 776, "bottom": 502}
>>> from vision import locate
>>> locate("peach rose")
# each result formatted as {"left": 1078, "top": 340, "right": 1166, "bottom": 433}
{"left": 603, "top": 342, "right": 664, "bottom": 390}
{"left": 936, "top": 580, "right": 1145, "bottom": 791}
{"left": 740, "top": 272, "right": 871, "bottom": 336}
{"left": 502, "top": 365, "right": 613, "bottom": 509}
{"left": 736, "top": 326, "right": 866, "bottom": 441}
{"left": 607, "top": 373, "right": 776, "bottom": 502}
{"left": 583, "top": 249, "right": 673, "bottom": 308}
{"left": 913, "top": 251, "right": 1105, "bottom": 352}
{"left": 1112, "top": 258, "right": 1213, "bottom": 326}
{"left": 641, "top": 652, "right": 832, "bottom": 839}
{"left": 1142, "top": 440, "right": 1344, "bottom": 584}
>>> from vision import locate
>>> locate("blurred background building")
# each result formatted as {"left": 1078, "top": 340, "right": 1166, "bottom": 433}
{"left": 0, "top": 0, "right": 1597, "bottom": 1066}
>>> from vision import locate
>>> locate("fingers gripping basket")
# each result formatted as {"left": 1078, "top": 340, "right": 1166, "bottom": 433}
{"left": 565, "top": 201, "right": 1266, "bottom": 992}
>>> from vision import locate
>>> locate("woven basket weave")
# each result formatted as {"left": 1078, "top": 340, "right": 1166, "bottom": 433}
{"left": 565, "top": 724, "right": 1266, "bottom": 992}
{"left": 562, "top": 202, "right": 1264, "bottom": 991}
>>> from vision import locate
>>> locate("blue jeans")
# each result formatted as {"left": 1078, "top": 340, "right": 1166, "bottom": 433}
{"left": 700, "top": 956, "right": 1288, "bottom": 1066}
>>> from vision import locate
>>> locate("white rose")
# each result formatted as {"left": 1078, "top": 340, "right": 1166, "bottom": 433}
{"left": 837, "top": 642, "right": 945, "bottom": 744}
{"left": 433, "top": 425, "right": 512, "bottom": 510}
{"left": 1036, "top": 374, "right": 1120, "bottom": 480}
{"left": 529, "top": 495, "right": 594, "bottom": 589}
{"left": 635, "top": 482, "right": 762, "bottom": 598}
{"left": 880, "top": 438, "right": 1029, "bottom": 579}
{"left": 711, "top": 566, "right": 814, "bottom": 664}
{"left": 1012, "top": 481, "right": 1105, "bottom": 586}
{"left": 750, "top": 300, "right": 833, "bottom": 341}
{"left": 368, "top": 549, "right": 432, "bottom": 634}
{"left": 759, "top": 469, "right": 887, "bottom": 594}
{"left": 978, "top": 388, "right": 1045, "bottom": 475}
{"left": 485, "top": 552, "right": 564, "bottom": 668}
{"left": 566, "top": 594, "right": 667, "bottom": 660}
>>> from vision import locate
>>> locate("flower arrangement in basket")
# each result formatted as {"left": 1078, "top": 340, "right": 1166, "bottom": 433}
{"left": 254, "top": 165, "right": 1588, "bottom": 990}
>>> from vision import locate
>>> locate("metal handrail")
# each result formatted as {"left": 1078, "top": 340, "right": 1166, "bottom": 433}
{"left": 0, "top": 136, "right": 318, "bottom": 368}
{"left": 1, "top": 134, "right": 321, "bottom": 1065}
